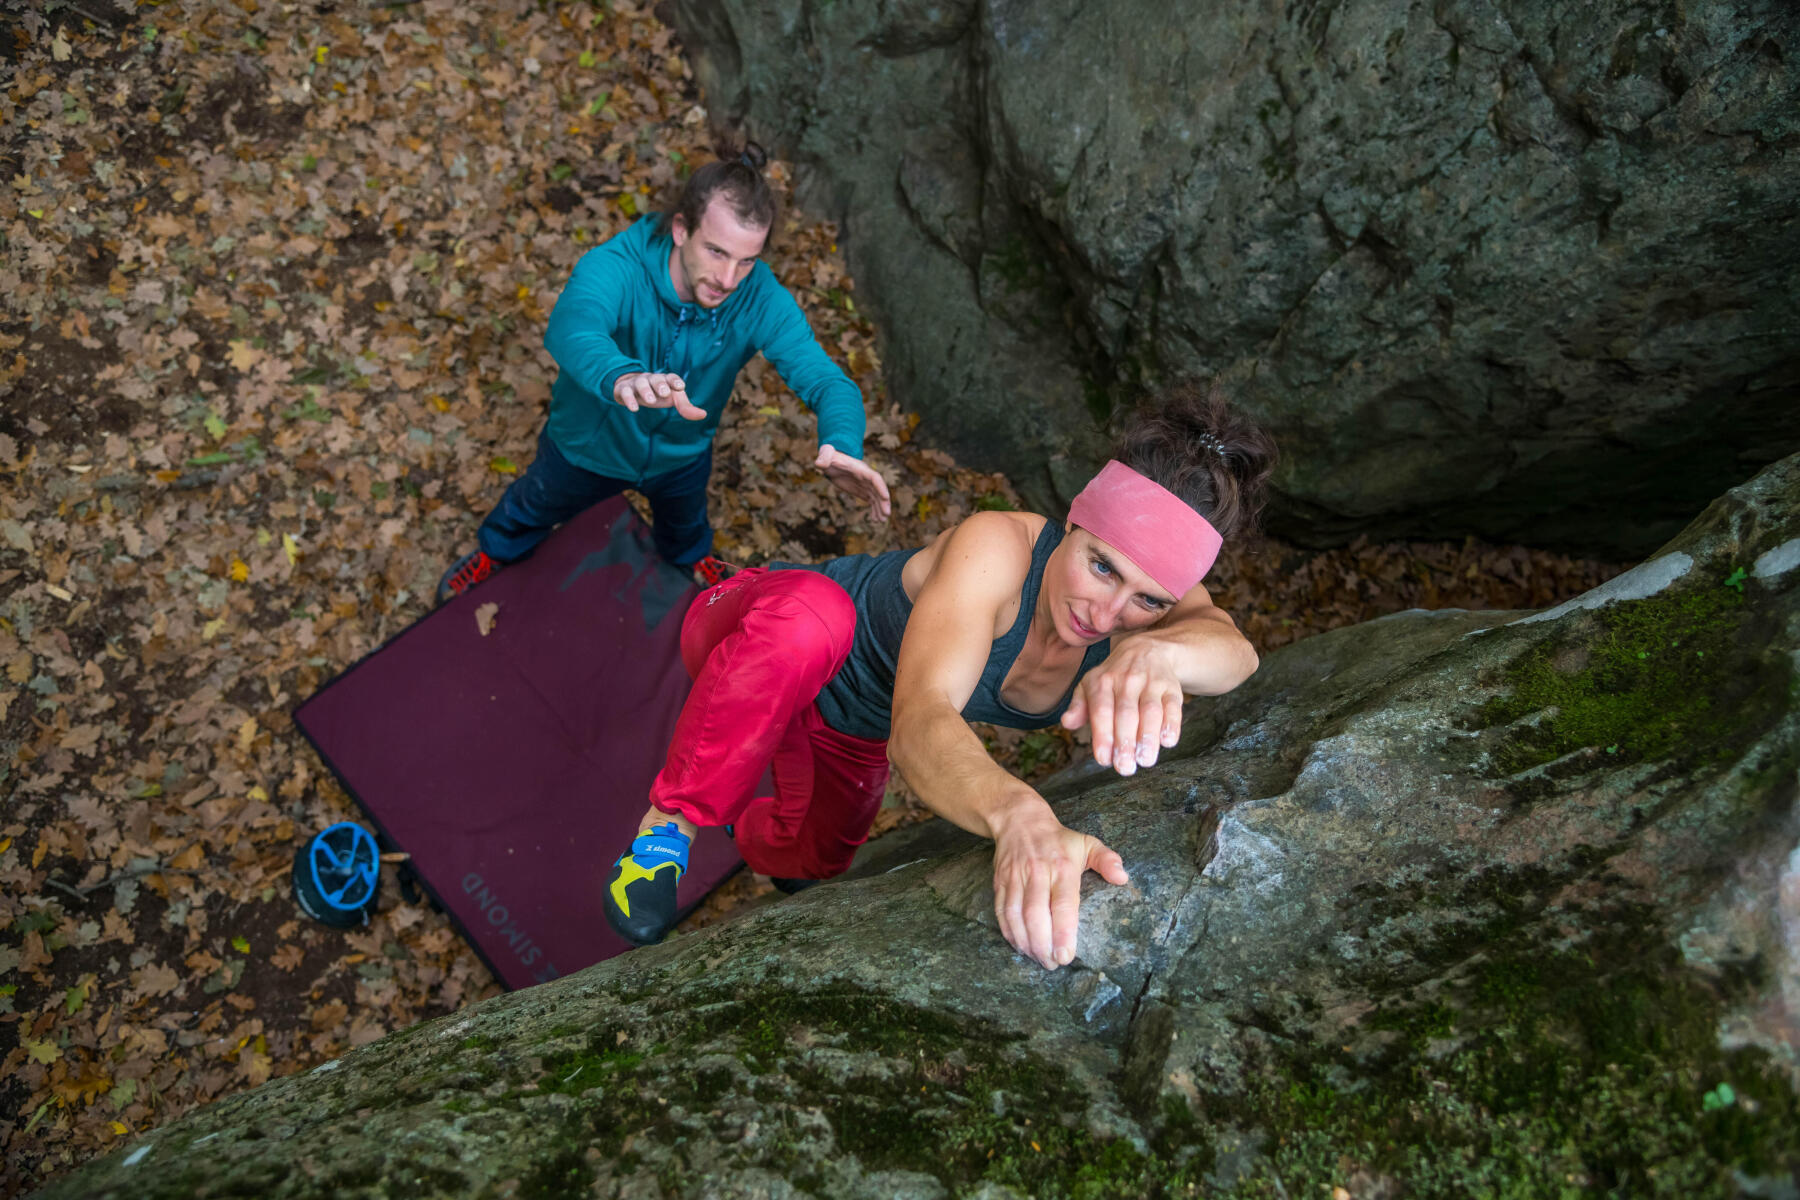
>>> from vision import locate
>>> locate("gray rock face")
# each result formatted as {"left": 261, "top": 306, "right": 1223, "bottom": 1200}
{"left": 670, "top": 0, "right": 1800, "bottom": 554}
{"left": 40, "top": 455, "right": 1800, "bottom": 1193}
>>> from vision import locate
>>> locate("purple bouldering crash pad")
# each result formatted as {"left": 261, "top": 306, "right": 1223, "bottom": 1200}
{"left": 294, "top": 496, "right": 740, "bottom": 989}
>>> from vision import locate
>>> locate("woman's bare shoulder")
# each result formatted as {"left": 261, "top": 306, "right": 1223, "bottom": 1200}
{"left": 904, "top": 510, "right": 1044, "bottom": 591}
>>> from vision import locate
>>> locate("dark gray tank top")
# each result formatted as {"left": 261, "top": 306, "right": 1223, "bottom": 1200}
{"left": 774, "top": 520, "right": 1111, "bottom": 740}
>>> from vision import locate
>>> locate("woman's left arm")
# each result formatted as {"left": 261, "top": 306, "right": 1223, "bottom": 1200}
{"left": 1061, "top": 588, "right": 1259, "bottom": 775}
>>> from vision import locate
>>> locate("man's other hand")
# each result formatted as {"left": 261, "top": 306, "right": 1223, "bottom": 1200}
{"left": 614, "top": 372, "right": 707, "bottom": 421}
{"left": 814, "top": 444, "right": 892, "bottom": 522}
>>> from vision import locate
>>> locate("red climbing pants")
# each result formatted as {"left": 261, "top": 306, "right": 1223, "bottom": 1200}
{"left": 648, "top": 568, "right": 891, "bottom": 880}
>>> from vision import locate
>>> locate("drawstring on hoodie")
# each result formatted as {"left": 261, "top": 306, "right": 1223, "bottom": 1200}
{"left": 661, "top": 306, "right": 693, "bottom": 374}
{"left": 658, "top": 305, "right": 724, "bottom": 374}
{"left": 643, "top": 304, "right": 720, "bottom": 480}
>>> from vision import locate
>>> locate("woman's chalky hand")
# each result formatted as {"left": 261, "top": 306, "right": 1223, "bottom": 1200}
{"left": 1062, "top": 638, "right": 1185, "bottom": 776}
{"left": 988, "top": 798, "right": 1129, "bottom": 970}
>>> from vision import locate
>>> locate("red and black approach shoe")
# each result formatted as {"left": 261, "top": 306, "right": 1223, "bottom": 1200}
{"left": 692, "top": 555, "right": 738, "bottom": 589}
{"left": 436, "top": 549, "right": 499, "bottom": 604}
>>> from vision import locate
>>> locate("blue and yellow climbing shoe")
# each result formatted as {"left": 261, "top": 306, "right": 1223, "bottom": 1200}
{"left": 603, "top": 821, "right": 690, "bottom": 946}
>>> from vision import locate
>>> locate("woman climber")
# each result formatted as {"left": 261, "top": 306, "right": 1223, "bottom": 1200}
{"left": 603, "top": 382, "right": 1276, "bottom": 969}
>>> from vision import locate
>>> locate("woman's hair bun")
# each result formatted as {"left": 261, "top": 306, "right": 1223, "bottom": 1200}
{"left": 1113, "top": 380, "right": 1277, "bottom": 540}
{"left": 734, "top": 140, "right": 769, "bottom": 172}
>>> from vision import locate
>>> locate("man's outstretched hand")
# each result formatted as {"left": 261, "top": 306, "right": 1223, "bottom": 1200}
{"left": 815, "top": 444, "right": 892, "bottom": 522}
{"left": 614, "top": 371, "right": 707, "bottom": 421}
{"left": 989, "top": 798, "right": 1129, "bottom": 970}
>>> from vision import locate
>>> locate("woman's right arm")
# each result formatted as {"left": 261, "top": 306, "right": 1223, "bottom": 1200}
{"left": 887, "top": 514, "right": 1035, "bottom": 827}
{"left": 887, "top": 514, "right": 1129, "bottom": 969}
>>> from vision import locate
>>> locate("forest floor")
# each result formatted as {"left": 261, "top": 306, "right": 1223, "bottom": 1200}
{"left": 0, "top": 0, "right": 1625, "bottom": 1193}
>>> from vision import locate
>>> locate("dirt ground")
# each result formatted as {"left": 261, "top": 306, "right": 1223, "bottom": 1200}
{"left": 0, "top": 1, "right": 1625, "bottom": 1193}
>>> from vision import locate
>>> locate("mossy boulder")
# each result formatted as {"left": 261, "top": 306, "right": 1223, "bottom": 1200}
{"left": 664, "top": 0, "right": 1800, "bottom": 554}
{"left": 37, "top": 457, "right": 1800, "bottom": 1196}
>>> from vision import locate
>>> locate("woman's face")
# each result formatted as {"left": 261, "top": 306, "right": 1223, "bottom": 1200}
{"left": 1043, "top": 525, "right": 1180, "bottom": 647}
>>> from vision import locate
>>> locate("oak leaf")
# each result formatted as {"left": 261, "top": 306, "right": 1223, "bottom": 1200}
{"left": 102, "top": 910, "right": 135, "bottom": 944}
{"left": 60, "top": 725, "right": 102, "bottom": 755}
{"left": 19, "top": 931, "right": 50, "bottom": 972}
{"left": 0, "top": 519, "right": 32, "bottom": 553}
{"left": 238, "top": 1049, "right": 273, "bottom": 1087}
{"left": 129, "top": 962, "right": 181, "bottom": 1000}
{"left": 52, "top": 1063, "right": 112, "bottom": 1105}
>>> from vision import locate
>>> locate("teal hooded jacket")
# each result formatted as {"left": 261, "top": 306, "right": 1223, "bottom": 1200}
{"left": 542, "top": 215, "right": 865, "bottom": 484}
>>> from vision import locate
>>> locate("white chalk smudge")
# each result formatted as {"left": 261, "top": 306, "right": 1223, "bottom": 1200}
{"left": 1203, "top": 811, "right": 1288, "bottom": 895}
{"left": 1510, "top": 552, "right": 1693, "bottom": 627}
{"left": 1752, "top": 538, "right": 1800, "bottom": 581}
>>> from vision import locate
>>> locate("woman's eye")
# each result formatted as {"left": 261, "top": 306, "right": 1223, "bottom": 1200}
{"left": 1092, "top": 558, "right": 1112, "bottom": 576}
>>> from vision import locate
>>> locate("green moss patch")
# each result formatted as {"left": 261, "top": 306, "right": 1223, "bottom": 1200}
{"left": 1478, "top": 573, "right": 1788, "bottom": 775}
{"left": 470, "top": 986, "right": 1198, "bottom": 1198}
{"left": 687, "top": 987, "right": 1187, "bottom": 1197}
{"left": 801, "top": 1041, "right": 1173, "bottom": 1198}
{"left": 1211, "top": 911, "right": 1800, "bottom": 1198}
{"left": 535, "top": 1040, "right": 646, "bottom": 1096}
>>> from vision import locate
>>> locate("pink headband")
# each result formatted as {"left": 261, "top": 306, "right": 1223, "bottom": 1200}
{"left": 1067, "top": 460, "right": 1223, "bottom": 597}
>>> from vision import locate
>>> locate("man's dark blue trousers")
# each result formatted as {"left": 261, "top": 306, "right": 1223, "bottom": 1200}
{"left": 477, "top": 428, "right": 714, "bottom": 567}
